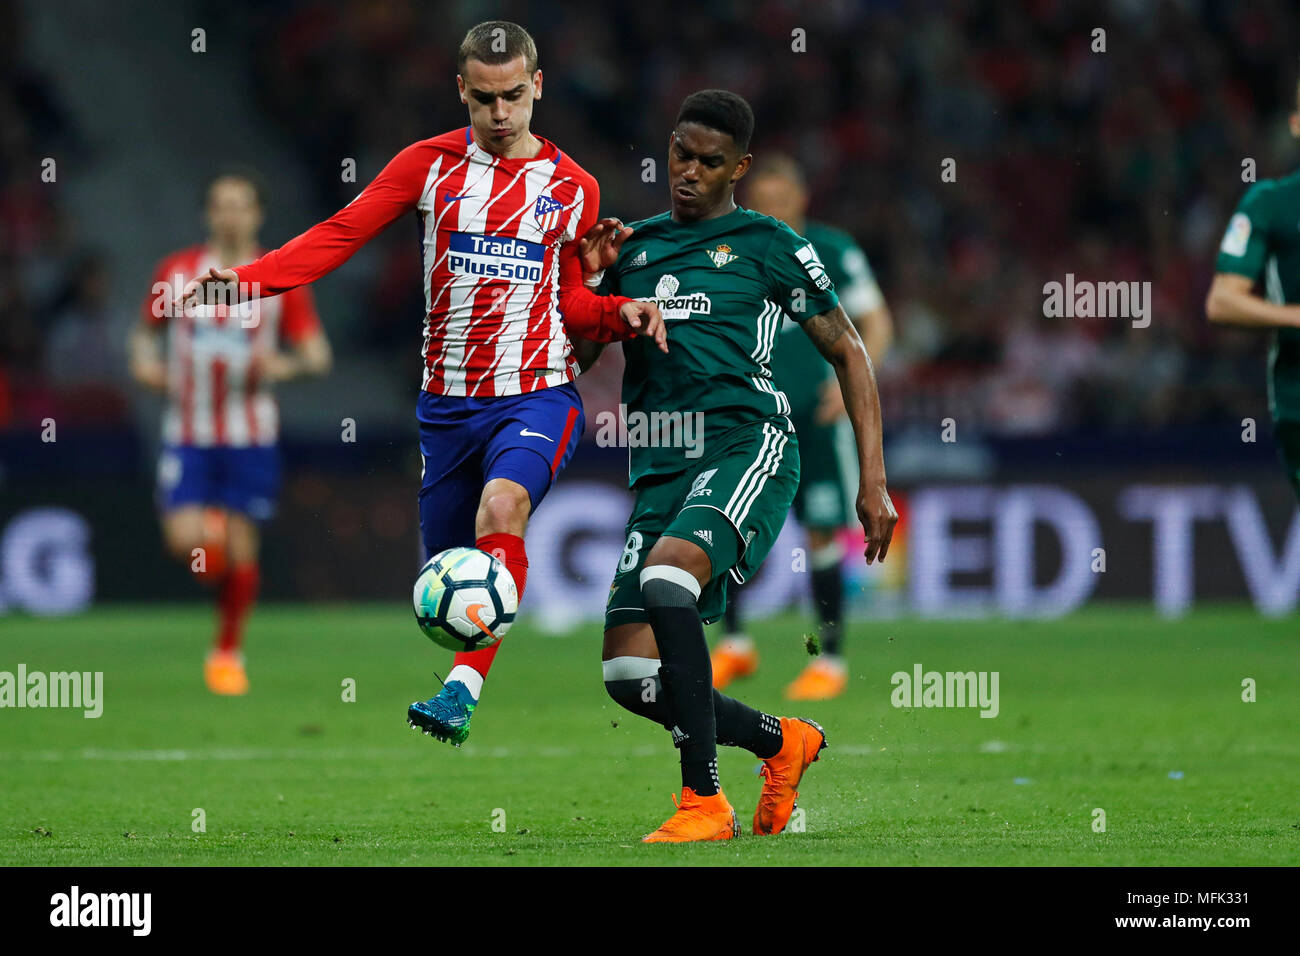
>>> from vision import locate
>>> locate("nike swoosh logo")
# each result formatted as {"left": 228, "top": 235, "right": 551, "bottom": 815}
{"left": 519, "top": 428, "right": 554, "bottom": 442}
{"left": 466, "top": 603, "right": 497, "bottom": 640}
{"left": 443, "top": 192, "right": 477, "bottom": 204}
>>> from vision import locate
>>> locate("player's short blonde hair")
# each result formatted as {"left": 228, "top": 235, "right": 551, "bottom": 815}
{"left": 458, "top": 21, "right": 538, "bottom": 76}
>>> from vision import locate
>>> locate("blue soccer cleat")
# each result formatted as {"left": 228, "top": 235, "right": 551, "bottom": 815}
{"left": 407, "top": 680, "right": 477, "bottom": 746}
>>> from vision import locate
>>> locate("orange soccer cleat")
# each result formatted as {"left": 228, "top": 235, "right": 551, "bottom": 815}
{"left": 754, "top": 717, "right": 827, "bottom": 835}
{"left": 784, "top": 657, "right": 848, "bottom": 701}
{"left": 204, "top": 649, "right": 249, "bottom": 696}
{"left": 642, "top": 787, "right": 740, "bottom": 843}
{"left": 710, "top": 636, "right": 758, "bottom": 691}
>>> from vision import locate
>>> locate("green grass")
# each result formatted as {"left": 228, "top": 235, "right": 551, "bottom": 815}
{"left": 1, "top": 604, "right": 1297, "bottom": 865}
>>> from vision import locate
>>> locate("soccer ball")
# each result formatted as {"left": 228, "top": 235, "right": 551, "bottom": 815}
{"left": 413, "top": 547, "right": 518, "bottom": 652}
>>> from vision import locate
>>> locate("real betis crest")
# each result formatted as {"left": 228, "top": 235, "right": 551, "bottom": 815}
{"left": 705, "top": 243, "right": 738, "bottom": 268}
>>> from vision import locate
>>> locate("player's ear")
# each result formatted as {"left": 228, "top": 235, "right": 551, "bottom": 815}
{"left": 1291, "top": 111, "right": 1300, "bottom": 139}
{"left": 533, "top": 69, "right": 542, "bottom": 100}
{"left": 730, "top": 153, "right": 753, "bottom": 185}
{"left": 456, "top": 74, "right": 467, "bottom": 104}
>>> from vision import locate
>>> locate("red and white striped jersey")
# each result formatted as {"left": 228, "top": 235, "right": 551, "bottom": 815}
{"left": 143, "top": 245, "right": 321, "bottom": 447}
{"left": 233, "top": 128, "right": 631, "bottom": 400}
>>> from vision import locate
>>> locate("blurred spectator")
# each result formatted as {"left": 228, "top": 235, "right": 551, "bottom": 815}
{"left": 0, "top": 0, "right": 103, "bottom": 430}
{"left": 241, "top": 0, "right": 1300, "bottom": 438}
{"left": 7, "top": 0, "right": 1300, "bottom": 440}
{"left": 45, "top": 251, "right": 122, "bottom": 387}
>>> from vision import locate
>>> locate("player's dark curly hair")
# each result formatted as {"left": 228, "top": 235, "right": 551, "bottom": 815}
{"left": 675, "top": 90, "right": 754, "bottom": 153}
{"left": 458, "top": 20, "right": 538, "bottom": 75}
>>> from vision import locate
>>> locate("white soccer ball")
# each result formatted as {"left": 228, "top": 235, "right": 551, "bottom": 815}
{"left": 413, "top": 547, "right": 518, "bottom": 652}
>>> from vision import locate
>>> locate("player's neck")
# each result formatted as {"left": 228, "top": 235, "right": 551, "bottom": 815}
{"left": 480, "top": 129, "right": 543, "bottom": 161}
{"left": 211, "top": 241, "right": 258, "bottom": 267}
{"left": 673, "top": 196, "right": 737, "bottom": 224}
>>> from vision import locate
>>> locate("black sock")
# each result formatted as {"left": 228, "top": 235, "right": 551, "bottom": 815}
{"left": 811, "top": 562, "right": 844, "bottom": 657}
{"left": 605, "top": 677, "right": 670, "bottom": 725}
{"left": 723, "top": 587, "right": 742, "bottom": 634}
{"left": 605, "top": 672, "right": 783, "bottom": 760}
{"left": 714, "top": 692, "right": 784, "bottom": 759}
{"left": 642, "top": 569, "right": 718, "bottom": 797}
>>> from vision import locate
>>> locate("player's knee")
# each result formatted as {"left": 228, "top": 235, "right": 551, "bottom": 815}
{"left": 602, "top": 623, "right": 659, "bottom": 660}
{"left": 640, "top": 564, "right": 702, "bottom": 609}
{"left": 602, "top": 656, "right": 668, "bottom": 724}
{"left": 225, "top": 518, "right": 259, "bottom": 564}
{"left": 163, "top": 528, "right": 200, "bottom": 562}
{"left": 477, "top": 484, "right": 530, "bottom": 535}
{"left": 643, "top": 537, "right": 710, "bottom": 592}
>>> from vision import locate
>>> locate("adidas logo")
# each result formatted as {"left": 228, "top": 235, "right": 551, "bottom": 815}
{"left": 628, "top": 249, "right": 647, "bottom": 268}
{"left": 694, "top": 529, "right": 713, "bottom": 546}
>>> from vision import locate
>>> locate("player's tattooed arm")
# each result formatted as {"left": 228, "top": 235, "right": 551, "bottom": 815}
{"left": 801, "top": 305, "right": 898, "bottom": 564}
{"left": 814, "top": 302, "right": 894, "bottom": 425}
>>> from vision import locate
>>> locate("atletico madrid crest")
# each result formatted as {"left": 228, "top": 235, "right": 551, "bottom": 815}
{"left": 705, "top": 243, "right": 738, "bottom": 268}
{"left": 534, "top": 194, "right": 564, "bottom": 234}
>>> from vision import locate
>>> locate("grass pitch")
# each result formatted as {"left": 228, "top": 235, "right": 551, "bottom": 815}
{"left": 1, "top": 604, "right": 1297, "bottom": 865}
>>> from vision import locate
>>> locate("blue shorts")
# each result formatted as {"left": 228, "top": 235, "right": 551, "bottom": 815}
{"left": 156, "top": 445, "right": 280, "bottom": 521}
{"left": 417, "top": 383, "right": 584, "bottom": 558}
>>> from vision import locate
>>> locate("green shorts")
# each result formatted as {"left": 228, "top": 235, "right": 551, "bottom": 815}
{"left": 605, "top": 419, "right": 800, "bottom": 628}
{"left": 791, "top": 412, "right": 858, "bottom": 530}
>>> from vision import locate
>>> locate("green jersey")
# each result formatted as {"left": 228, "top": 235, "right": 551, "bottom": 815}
{"left": 1216, "top": 171, "right": 1300, "bottom": 422}
{"left": 774, "top": 221, "right": 883, "bottom": 418}
{"left": 599, "top": 206, "right": 839, "bottom": 483}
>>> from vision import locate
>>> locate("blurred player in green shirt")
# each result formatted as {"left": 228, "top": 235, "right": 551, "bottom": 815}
{"left": 1207, "top": 78, "right": 1300, "bottom": 499}
{"left": 712, "top": 155, "right": 894, "bottom": 701}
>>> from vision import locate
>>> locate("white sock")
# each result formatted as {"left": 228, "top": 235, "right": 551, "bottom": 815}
{"left": 719, "top": 635, "right": 754, "bottom": 653}
{"left": 446, "top": 664, "right": 484, "bottom": 700}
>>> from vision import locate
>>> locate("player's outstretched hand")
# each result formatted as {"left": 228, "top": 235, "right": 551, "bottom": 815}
{"left": 174, "top": 266, "right": 239, "bottom": 313}
{"left": 579, "top": 217, "right": 634, "bottom": 274}
{"left": 857, "top": 479, "right": 898, "bottom": 564}
{"left": 620, "top": 300, "right": 668, "bottom": 353}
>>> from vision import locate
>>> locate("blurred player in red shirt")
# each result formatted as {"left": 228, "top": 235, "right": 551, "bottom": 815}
{"left": 131, "top": 170, "right": 332, "bottom": 695}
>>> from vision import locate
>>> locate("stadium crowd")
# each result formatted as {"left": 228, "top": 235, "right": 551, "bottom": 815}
{"left": 4, "top": 0, "right": 1298, "bottom": 438}
{"left": 0, "top": 0, "right": 120, "bottom": 430}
